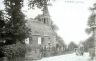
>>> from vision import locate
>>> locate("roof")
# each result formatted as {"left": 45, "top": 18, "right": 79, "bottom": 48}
{"left": 26, "top": 20, "right": 56, "bottom": 36}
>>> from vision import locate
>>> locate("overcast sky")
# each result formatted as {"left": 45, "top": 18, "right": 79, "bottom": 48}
{"left": 48, "top": 0, "right": 96, "bottom": 45}
{"left": 0, "top": 0, "right": 96, "bottom": 45}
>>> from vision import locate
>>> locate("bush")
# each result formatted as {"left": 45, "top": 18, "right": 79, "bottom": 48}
{"left": 0, "top": 42, "right": 28, "bottom": 58}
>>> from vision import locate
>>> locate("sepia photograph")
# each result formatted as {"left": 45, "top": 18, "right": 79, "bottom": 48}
{"left": 0, "top": 0, "right": 96, "bottom": 61}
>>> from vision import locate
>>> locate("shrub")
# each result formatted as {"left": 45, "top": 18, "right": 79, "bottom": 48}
{"left": 0, "top": 42, "right": 28, "bottom": 58}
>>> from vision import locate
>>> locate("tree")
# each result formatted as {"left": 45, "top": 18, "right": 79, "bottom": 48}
{"left": 83, "top": 36, "right": 94, "bottom": 52}
{"left": 85, "top": 3, "right": 96, "bottom": 34}
{"left": 68, "top": 42, "right": 78, "bottom": 51}
{"left": 0, "top": 11, "right": 5, "bottom": 28}
{"left": 3, "top": 0, "right": 30, "bottom": 44}
{"left": 85, "top": 3, "right": 96, "bottom": 51}
{"left": 56, "top": 36, "right": 66, "bottom": 47}
{"left": 56, "top": 36, "right": 67, "bottom": 52}
{"left": 28, "top": 0, "right": 54, "bottom": 9}
{"left": 0, "top": 10, "right": 6, "bottom": 44}
{"left": 51, "top": 23, "right": 58, "bottom": 31}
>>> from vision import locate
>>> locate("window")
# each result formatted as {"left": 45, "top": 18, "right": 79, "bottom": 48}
{"left": 44, "top": 18, "right": 46, "bottom": 24}
{"left": 25, "top": 38, "right": 29, "bottom": 44}
{"left": 38, "top": 37, "right": 41, "bottom": 45}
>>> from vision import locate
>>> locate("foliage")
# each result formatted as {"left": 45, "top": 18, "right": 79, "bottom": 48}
{"left": 68, "top": 42, "right": 78, "bottom": 51}
{"left": 83, "top": 36, "right": 94, "bottom": 52}
{"left": 85, "top": 28, "right": 93, "bottom": 34}
{"left": 29, "top": 0, "right": 50, "bottom": 9}
{"left": 51, "top": 24, "right": 58, "bottom": 31}
{"left": 0, "top": 11, "right": 5, "bottom": 29}
{"left": 86, "top": 3, "right": 96, "bottom": 34}
{"left": 0, "top": 11, "right": 6, "bottom": 44}
{"left": 0, "top": 11, "right": 3, "bottom": 18}
{"left": 28, "top": 0, "right": 55, "bottom": 9}
{"left": 3, "top": 0, "right": 30, "bottom": 43}
{"left": 51, "top": 35, "right": 67, "bottom": 55}
{"left": 0, "top": 42, "right": 28, "bottom": 58}
{"left": 84, "top": 3, "right": 96, "bottom": 52}
{"left": 88, "top": 14, "right": 96, "bottom": 27}
{"left": 56, "top": 36, "right": 67, "bottom": 48}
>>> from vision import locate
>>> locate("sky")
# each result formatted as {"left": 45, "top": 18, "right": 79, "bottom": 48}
{"left": 48, "top": 0, "right": 96, "bottom": 45}
{"left": 0, "top": 0, "right": 96, "bottom": 45}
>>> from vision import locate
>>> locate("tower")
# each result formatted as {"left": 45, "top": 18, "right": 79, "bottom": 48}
{"left": 41, "top": 4, "right": 52, "bottom": 25}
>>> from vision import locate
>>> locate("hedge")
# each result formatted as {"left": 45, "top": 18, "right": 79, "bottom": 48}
{"left": 0, "top": 42, "right": 29, "bottom": 58}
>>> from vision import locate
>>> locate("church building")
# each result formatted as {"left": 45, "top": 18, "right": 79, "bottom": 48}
{"left": 25, "top": 5, "right": 57, "bottom": 60}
